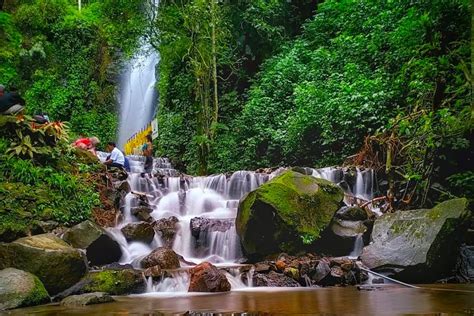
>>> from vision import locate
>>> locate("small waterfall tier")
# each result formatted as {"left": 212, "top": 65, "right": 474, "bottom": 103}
{"left": 107, "top": 157, "right": 378, "bottom": 292}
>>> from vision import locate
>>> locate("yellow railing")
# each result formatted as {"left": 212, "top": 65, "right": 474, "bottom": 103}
{"left": 123, "top": 123, "right": 153, "bottom": 155}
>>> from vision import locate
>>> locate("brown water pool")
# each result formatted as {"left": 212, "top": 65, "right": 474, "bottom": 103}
{"left": 3, "top": 285, "right": 474, "bottom": 315}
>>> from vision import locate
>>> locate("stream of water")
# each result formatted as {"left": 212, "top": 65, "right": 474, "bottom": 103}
{"left": 7, "top": 285, "right": 474, "bottom": 315}
{"left": 103, "top": 156, "right": 379, "bottom": 293}
{"left": 116, "top": 17, "right": 160, "bottom": 150}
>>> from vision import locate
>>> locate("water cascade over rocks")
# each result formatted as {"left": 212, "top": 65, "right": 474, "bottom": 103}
{"left": 105, "top": 156, "right": 378, "bottom": 292}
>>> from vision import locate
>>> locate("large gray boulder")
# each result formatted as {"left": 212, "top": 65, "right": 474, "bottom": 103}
{"left": 236, "top": 170, "right": 343, "bottom": 260}
{"left": 0, "top": 234, "right": 87, "bottom": 295}
{"left": 63, "top": 220, "right": 122, "bottom": 266}
{"left": 0, "top": 268, "right": 50, "bottom": 310}
{"left": 361, "top": 198, "right": 470, "bottom": 282}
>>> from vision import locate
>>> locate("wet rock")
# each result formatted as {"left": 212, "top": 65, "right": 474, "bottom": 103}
{"left": 315, "top": 211, "right": 369, "bottom": 256}
{"left": 311, "top": 260, "right": 331, "bottom": 282}
{"left": 0, "top": 234, "right": 87, "bottom": 295}
{"left": 361, "top": 198, "right": 470, "bottom": 282}
{"left": 236, "top": 170, "right": 343, "bottom": 260}
{"left": 454, "top": 245, "right": 474, "bottom": 283}
{"left": 188, "top": 262, "right": 231, "bottom": 292}
{"left": 252, "top": 271, "right": 300, "bottom": 287}
{"left": 144, "top": 265, "right": 162, "bottom": 279}
{"left": 108, "top": 168, "right": 128, "bottom": 181}
{"left": 133, "top": 192, "right": 151, "bottom": 207}
{"left": 114, "top": 180, "right": 131, "bottom": 193}
{"left": 55, "top": 269, "right": 145, "bottom": 299}
{"left": 290, "top": 166, "right": 314, "bottom": 175}
{"left": 121, "top": 222, "right": 155, "bottom": 244}
{"left": 63, "top": 220, "right": 122, "bottom": 266}
{"left": 335, "top": 206, "right": 368, "bottom": 221}
{"left": 284, "top": 267, "right": 300, "bottom": 280}
{"left": 60, "top": 292, "right": 114, "bottom": 307}
{"left": 141, "top": 247, "right": 180, "bottom": 269}
{"left": 330, "top": 219, "right": 367, "bottom": 238}
{"left": 190, "top": 217, "right": 233, "bottom": 239}
{"left": 0, "top": 226, "right": 29, "bottom": 243}
{"left": 154, "top": 216, "right": 179, "bottom": 247}
{"left": 102, "top": 263, "right": 134, "bottom": 270}
{"left": 30, "top": 220, "right": 60, "bottom": 235}
{"left": 254, "top": 262, "right": 271, "bottom": 273}
{"left": 275, "top": 260, "right": 286, "bottom": 272}
{"left": 131, "top": 206, "right": 154, "bottom": 222}
{"left": 0, "top": 268, "right": 50, "bottom": 310}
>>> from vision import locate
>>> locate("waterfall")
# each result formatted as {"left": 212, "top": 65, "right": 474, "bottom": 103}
{"left": 116, "top": 1, "right": 160, "bottom": 150}
{"left": 348, "top": 234, "right": 364, "bottom": 259}
{"left": 105, "top": 155, "right": 378, "bottom": 292}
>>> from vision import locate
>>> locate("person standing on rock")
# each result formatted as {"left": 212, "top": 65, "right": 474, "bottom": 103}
{"left": 142, "top": 134, "right": 153, "bottom": 174}
{"left": 104, "top": 142, "right": 125, "bottom": 169}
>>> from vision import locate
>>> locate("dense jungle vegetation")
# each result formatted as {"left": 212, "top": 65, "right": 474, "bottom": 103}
{"left": 1, "top": 0, "right": 472, "bottom": 209}
{"left": 1, "top": 0, "right": 149, "bottom": 142}
{"left": 0, "top": 0, "right": 149, "bottom": 238}
{"left": 155, "top": 0, "right": 473, "bottom": 207}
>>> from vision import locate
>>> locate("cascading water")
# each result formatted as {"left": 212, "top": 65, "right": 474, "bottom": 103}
{"left": 349, "top": 234, "right": 364, "bottom": 259}
{"left": 105, "top": 156, "right": 378, "bottom": 293}
{"left": 116, "top": 6, "right": 160, "bottom": 150}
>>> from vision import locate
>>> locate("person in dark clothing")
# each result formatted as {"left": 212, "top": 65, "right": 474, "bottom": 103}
{"left": 142, "top": 134, "right": 154, "bottom": 174}
{"left": 0, "top": 87, "right": 26, "bottom": 114}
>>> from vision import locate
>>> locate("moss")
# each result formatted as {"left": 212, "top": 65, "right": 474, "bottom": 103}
{"left": 236, "top": 170, "right": 344, "bottom": 257}
{"left": 84, "top": 270, "right": 143, "bottom": 295}
{"left": 22, "top": 275, "right": 50, "bottom": 307}
{"left": 236, "top": 191, "right": 257, "bottom": 234}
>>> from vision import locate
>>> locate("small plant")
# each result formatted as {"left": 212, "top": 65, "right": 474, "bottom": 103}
{"left": 7, "top": 130, "right": 49, "bottom": 159}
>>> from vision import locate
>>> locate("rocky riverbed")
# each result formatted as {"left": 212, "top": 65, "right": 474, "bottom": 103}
{"left": 0, "top": 165, "right": 472, "bottom": 311}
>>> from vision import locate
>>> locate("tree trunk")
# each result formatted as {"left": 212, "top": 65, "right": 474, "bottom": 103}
{"left": 210, "top": 0, "right": 219, "bottom": 139}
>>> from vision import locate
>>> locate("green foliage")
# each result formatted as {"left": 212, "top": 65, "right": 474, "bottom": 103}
{"left": 0, "top": 12, "right": 22, "bottom": 84}
{"left": 1, "top": 0, "right": 148, "bottom": 143}
{"left": 0, "top": 116, "right": 101, "bottom": 237}
{"left": 156, "top": 0, "right": 471, "bottom": 206}
{"left": 156, "top": 0, "right": 317, "bottom": 173}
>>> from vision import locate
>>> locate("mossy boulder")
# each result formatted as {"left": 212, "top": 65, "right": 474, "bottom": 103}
{"left": 0, "top": 234, "right": 88, "bottom": 295}
{"left": 62, "top": 220, "right": 122, "bottom": 266}
{"left": 236, "top": 170, "right": 344, "bottom": 259}
{"left": 361, "top": 198, "right": 470, "bottom": 282}
{"left": 0, "top": 268, "right": 50, "bottom": 310}
{"left": 60, "top": 292, "right": 114, "bottom": 307}
{"left": 55, "top": 269, "right": 145, "bottom": 299}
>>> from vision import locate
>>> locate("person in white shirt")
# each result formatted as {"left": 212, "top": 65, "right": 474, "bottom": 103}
{"left": 104, "top": 142, "right": 125, "bottom": 169}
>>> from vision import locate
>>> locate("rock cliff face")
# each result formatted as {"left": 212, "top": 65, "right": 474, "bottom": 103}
{"left": 236, "top": 170, "right": 343, "bottom": 259}
{"left": 361, "top": 198, "right": 470, "bottom": 282}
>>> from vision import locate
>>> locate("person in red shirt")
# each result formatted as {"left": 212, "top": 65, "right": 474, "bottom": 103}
{"left": 72, "top": 136, "right": 100, "bottom": 155}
